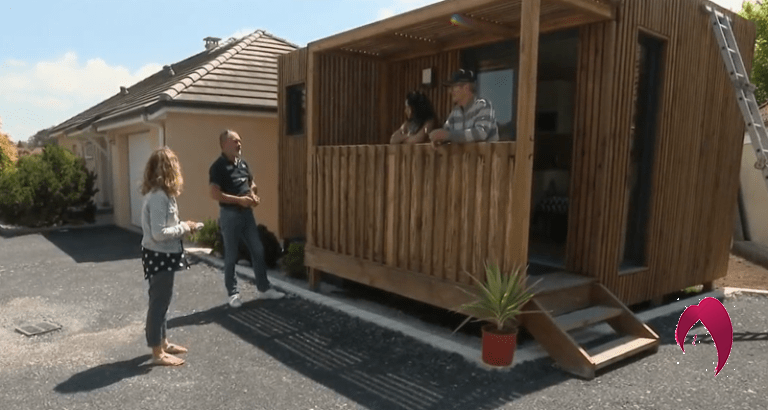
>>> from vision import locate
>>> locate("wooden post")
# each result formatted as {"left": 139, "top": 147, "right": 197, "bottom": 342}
{"left": 308, "top": 267, "right": 321, "bottom": 291}
{"left": 510, "top": 0, "right": 541, "bottom": 267}
{"left": 306, "top": 46, "right": 321, "bottom": 290}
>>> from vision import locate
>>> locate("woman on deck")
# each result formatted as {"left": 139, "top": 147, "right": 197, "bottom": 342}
{"left": 139, "top": 147, "right": 201, "bottom": 366}
{"left": 390, "top": 90, "right": 437, "bottom": 144}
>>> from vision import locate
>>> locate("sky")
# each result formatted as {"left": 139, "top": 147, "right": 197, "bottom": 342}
{"left": 0, "top": 0, "right": 755, "bottom": 142}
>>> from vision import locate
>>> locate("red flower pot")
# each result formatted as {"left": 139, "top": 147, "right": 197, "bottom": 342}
{"left": 481, "top": 324, "right": 518, "bottom": 367}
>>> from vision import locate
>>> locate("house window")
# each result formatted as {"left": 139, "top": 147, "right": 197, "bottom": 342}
{"left": 286, "top": 84, "right": 306, "bottom": 135}
{"left": 462, "top": 40, "right": 518, "bottom": 140}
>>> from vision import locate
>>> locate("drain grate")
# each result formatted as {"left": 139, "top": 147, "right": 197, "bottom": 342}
{"left": 15, "top": 321, "right": 62, "bottom": 337}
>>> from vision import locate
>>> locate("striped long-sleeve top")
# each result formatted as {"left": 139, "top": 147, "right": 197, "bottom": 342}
{"left": 442, "top": 96, "right": 499, "bottom": 143}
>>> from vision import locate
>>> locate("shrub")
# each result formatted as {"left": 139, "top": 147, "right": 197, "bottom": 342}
{"left": 189, "top": 218, "right": 223, "bottom": 254}
{"left": 0, "top": 145, "right": 98, "bottom": 227}
{"left": 282, "top": 241, "right": 306, "bottom": 278}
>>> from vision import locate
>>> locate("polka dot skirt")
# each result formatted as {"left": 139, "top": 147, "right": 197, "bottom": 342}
{"left": 141, "top": 246, "right": 190, "bottom": 280}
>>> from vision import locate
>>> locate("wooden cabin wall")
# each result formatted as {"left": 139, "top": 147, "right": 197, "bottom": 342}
{"left": 567, "top": 0, "right": 756, "bottom": 305}
{"left": 386, "top": 51, "right": 461, "bottom": 142}
{"left": 278, "top": 48, "right": 308, "bottom": 240}
{"left": 316, "top": 54, "right": 382, "bottom": 146}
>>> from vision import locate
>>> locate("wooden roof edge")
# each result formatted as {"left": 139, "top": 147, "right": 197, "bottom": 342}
{"left": 309, "top": 0, "right": 615, "bottom": 53}
{"left": 550, "top": 0, "right": 615, "bottom": 20}
{"left": 308, "top": 0, "right": 502, "bottom": 53}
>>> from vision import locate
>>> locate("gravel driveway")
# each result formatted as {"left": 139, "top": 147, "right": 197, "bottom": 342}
{"left": 0, "top": 226, "right": 766, "bottom": 410}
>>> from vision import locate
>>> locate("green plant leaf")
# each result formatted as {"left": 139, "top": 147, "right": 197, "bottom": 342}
{"left": 453, "top": 261, "right": 540, "bottom": 333}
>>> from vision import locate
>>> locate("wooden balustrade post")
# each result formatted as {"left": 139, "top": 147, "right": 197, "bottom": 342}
{"left": 510, "top": 0, "right": 541, "bottom": 267}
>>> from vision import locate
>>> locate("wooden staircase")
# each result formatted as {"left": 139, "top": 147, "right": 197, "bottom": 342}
{"left": 520, "top": 272, "right": 660, "bottom": 379}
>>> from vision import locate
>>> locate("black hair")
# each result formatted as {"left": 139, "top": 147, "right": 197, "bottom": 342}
{"left": 405, "top": 91, "right": 436, "bottom": 129}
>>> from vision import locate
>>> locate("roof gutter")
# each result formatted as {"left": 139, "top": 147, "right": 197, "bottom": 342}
{"left": 141, "top": 113, "right": 165, "bottom": 147}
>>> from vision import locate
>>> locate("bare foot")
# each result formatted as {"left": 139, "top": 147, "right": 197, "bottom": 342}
{"left": 163, "top": 343, "right": 188, "bottom": 354}
{"left": 151, "top": 353, "right": 185, "bottom": 366}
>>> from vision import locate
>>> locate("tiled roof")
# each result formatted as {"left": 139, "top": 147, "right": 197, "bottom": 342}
{"left": 51, "top": 30, "right": 297, "bottom": 136}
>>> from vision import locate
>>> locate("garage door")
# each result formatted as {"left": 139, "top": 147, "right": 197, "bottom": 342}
{"left": 128, "top": 133, "right": 154, "bottom": 227}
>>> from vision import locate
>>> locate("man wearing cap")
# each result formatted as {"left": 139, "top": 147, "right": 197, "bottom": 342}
{"left": 429, "top": 69, "right": 498, "bottom": 146}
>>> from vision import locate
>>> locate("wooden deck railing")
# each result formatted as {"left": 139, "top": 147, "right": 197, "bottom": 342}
{"left": 309, "top": 142, "right": 522, "bottom": 286}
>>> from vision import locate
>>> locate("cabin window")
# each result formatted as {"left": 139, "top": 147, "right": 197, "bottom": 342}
{"left": 620, "top": 33, "right": 666, "bottom": 269}
{"left": 461, "top": 40, "right": 518, "bottom": 140}
{"left": 286, "top": 83, "right": 306, "bottom": 135}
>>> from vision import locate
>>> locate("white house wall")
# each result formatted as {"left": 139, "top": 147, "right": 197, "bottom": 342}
{"left": 740, "top": 135, "right": 768, "bottom": 246}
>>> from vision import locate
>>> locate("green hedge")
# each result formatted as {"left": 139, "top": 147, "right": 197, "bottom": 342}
{"left": 0, "top": 145, "right": 98, "bottom": 227}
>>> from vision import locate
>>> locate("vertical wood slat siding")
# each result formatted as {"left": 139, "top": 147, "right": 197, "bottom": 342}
{"left": 310, "top": 143, "right": 517, "bottom": 285}
{"left": 315, "top": 54, "right": 382, "bottom": 146}
{"left": 277, "top": 49, "right": 307, "bottom": 240}
{"left": 567, "top": 0, "right": 755, "bottom": 305}
{"left": 387, "top": 51, "right": 461, "bottom": 142}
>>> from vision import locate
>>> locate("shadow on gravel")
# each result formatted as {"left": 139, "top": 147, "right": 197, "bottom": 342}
{"left": 167, "top": 297, "right": 572, "bottom": 410}
{"left": 54, "top": 354, "right": 153, "bottom": 394}
{"left": 43, "top": 226, "right": 142, "bottom": 263}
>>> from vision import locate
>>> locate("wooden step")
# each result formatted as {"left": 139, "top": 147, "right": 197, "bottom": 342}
{"left": 554, "top": 305, "right": 623, "bottom": 332}
{"left": 589, "top": 335, "right": 659, "bottom": 370}
{"left": 527, "top": 271, "right": 594, "bottom": 295}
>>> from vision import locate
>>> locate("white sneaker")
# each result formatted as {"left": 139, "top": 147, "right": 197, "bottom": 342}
{"left": 256, "top": 288, "right": 285, "bottom": 300}
{"left": 228, "top": 294, "right": 242, "bottom": 308}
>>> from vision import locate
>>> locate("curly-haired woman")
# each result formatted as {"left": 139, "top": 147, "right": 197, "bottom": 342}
{"left": 139, "top": 147, "right": 201, "bottom": 366}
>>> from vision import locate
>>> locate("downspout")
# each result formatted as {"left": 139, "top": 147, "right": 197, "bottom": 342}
{"left": 142, "top": 113, "right": 166, "bottom": 147}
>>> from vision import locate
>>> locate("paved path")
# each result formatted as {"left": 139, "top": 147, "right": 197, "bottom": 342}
{"left": 0, "top": 226, "right": 766, "bottom": 409}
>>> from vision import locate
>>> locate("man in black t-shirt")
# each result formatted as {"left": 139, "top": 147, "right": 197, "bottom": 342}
{"left": 209, "top": 129, "right": 285, "bottom": 308}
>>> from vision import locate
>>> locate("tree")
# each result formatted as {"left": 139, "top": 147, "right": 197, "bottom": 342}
{"left": 741, "top": 1, "right": 768, "bottom": 104}
{"left": 0, "top": 131, "right": 18, "bottom": 173}
{"left": 27, "top": 127, "right": 56, "bottom": 148}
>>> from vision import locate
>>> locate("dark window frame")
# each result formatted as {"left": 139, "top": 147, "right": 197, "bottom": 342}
{"left": 620, "top": 32, "right": 667, "bottom": 270}
{"left": 286, "top": 83, "right": 306, "bottom": 136}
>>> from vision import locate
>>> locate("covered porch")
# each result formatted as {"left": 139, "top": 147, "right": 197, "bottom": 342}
{"left": 303, "top": 0, "right": 619, "bottom": 310}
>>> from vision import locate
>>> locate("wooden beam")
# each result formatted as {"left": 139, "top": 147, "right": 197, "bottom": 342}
{"left": 391, "top": 33, "right": 447, "bottom": 52}
{"left": 539, "top": 12, "right": 604, "bottom": 32}
{"left": 309, "top": 0, "right": 501, "bottom": 52}
{"left": 306, "top": 46, "right": 320, "bottom": 248}
{"left": 510, "top": 0, "right": 540, "bottom": 267}
{"left": 386, "top": 32, "right": 507, "bottom": 62}
{"left": 385, "top": 10, "right": 601, "bottom": 63}
{"left": 550, "top": 0, "right": 614, "bottom": 19}
{"left": 305, "top": 245, "right": 475, "bottom": 311}
{"left": 326, "top": 49, "right": 384, "bottom": 63}
{"left": 450, "top": 14, "right": 518, "bottom": 38}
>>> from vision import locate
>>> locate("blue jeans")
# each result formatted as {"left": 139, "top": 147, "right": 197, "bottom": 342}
{"left": 220, "top": 206, "right": 271, "bottom": 295}
{"left": 146, "top": 270, "right": 174, "bottom": 347}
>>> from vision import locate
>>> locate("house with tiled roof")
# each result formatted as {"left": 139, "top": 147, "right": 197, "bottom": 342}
{"left": 51, "top": 30, "right": 297, "bottom": 237}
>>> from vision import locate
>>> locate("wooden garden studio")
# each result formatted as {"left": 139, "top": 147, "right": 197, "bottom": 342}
{"left": 277, "top": 0, "right": 755, "bottom": 378}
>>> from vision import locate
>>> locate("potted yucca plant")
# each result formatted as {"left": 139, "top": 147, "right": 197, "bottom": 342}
{"left": 453, "top": 262, "right": 540, "bottom": 367}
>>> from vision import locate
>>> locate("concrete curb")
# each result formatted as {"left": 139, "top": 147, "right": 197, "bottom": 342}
{"left": 187, "top": 248, "right": 768, "bottom": 373}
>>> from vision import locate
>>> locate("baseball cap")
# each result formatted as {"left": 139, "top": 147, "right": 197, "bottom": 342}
{"left": 443, "top": 69, "right": 476, "bottom": 86}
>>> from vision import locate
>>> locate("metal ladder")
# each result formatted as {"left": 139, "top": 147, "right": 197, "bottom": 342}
{"left": 705, "top": 2, "right": 768, "bottom": 191}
